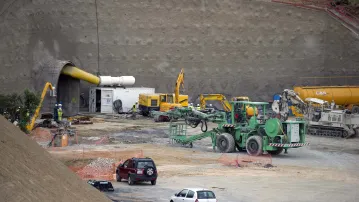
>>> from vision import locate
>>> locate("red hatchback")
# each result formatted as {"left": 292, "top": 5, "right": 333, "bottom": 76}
{"left": 116, "top": 157, "right": 158, "bottom": 185}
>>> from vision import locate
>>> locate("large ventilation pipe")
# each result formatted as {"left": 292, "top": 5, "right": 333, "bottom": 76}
{"left": 61, "top": 65, "right": 135, "bottom": 86}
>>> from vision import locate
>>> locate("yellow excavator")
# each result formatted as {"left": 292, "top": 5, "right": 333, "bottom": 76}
{"left": 26, "top": 82, "right": 56, "bottom": 132}
{"left": 199, "top": 94, "right": 256, "bottom": 116}
{"left": 139, "top": 68, "right": 188, "bottom": 117}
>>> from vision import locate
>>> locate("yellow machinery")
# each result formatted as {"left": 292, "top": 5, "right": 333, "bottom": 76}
{"left": 232, "top": 96, "right": 250, "bottom": 102}
{"left": 294, "top": 86, "right": 359, "bottom": 113}
{"left": 139, "top": 69, "right": 188, "bottom": 116}
{"left": 199, "top": 94, "right": 257, "bottom": 116}
{"left": 26, "top": 82, "right": 56, "bottom": 132}
{"left": 200, "top": 94, "right": 232, "bottom": 111}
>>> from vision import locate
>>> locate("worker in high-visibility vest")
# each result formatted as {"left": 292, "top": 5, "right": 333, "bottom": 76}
{"left": 132, "top": 102, "right": 137, "bottom": 120}
{"left": 196, "top": 104, "right": 201, "bottom": 111}
{"left": 188, "top": 103, "right": 194, "bottom": 110}
{"left": 57, "top": 103, "right": 63, "bottom": 121}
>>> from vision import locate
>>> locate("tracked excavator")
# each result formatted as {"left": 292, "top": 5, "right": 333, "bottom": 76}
{"left": 273, "top": 89, "right": 359, "bottom": 138}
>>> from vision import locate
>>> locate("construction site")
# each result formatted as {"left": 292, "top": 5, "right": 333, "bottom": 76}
{"left": 1, "top": 0, "right": 359, "bottom": 202}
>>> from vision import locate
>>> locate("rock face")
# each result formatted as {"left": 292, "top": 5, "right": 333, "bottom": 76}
{"left": 0, "top": 0, "right": 358, "bottom": 104}
{"left": 0, "top": 116, "right": 112, "bottom": 202}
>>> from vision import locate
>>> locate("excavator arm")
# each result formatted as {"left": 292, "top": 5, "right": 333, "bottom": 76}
{"left": 199, "top": 94, "right": 232, "bottom": 112}
{"left": 26, "top": 82, "right": 56, "bottom": 132}
{"left": 174, "top": 68, "right": 185, "bottom": 104}
{"left": 272, "top": 89, "right": 307, "bottom": 121}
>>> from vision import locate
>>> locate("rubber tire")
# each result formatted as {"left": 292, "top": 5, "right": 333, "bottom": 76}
{"left": 267, "top": 148, "right": 283, "bottom": 155}
{"left": 151, "top": 180, "right": 156, "bottom": 185}
{"left": 144, "top": 166, "right": 155, "bottom": 177}
{"left": 246, "top": 136, "right": 263, "bottom": 156}
{"left": 216, "top": 133, "right": 235, "bottom": 153}
{"left": 128, "top": 176, "right": 134, "bottom": 185}
{"left": 116, "top": 173, "right": 122, "bottom": 182}
{"left": 352, "top": 106, "right": 359, "bottom": 114}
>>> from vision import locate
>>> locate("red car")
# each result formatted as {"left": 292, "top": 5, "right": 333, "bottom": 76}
{"left": 116, "top": 157, "right": 157, "bottom": 185}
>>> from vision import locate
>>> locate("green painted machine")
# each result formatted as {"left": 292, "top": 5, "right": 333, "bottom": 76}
{"left": 153, "top": 101, "right": 309, "bottom": 156}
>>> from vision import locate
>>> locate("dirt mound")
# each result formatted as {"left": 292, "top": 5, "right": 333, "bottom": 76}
{"left": 0, "top": 116, "right": 111, "bottom": 202}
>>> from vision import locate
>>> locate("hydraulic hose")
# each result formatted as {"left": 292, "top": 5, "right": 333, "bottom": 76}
{"left": 200, "top": 120, "right": 208, "bottom": 132}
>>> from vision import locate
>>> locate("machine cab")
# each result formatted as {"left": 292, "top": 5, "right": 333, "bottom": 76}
{"left": 159, "top": 94, "right": 181, "bottom": 112}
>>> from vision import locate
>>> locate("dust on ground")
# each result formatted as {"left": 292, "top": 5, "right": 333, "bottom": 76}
{"left": 41, "top": 117, "right": 359, "bottom": 202}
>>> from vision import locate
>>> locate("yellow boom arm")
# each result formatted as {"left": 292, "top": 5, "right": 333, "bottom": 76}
{"left": 26, "top": 82, "right": 55, "bottom": 132}
{"left": 174, "top": 68, "right": 185, "bottom": 104}
{"left": 199, "top": 94, "right": 232, "bottom": 112}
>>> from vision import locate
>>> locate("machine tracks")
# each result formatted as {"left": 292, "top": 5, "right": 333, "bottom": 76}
{"left": 308, "top": 126, "right": 355, "bottom": 138}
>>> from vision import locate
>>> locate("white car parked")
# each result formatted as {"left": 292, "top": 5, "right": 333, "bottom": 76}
{"left": 170, "top": 188, "right": 217, "bottom": 202}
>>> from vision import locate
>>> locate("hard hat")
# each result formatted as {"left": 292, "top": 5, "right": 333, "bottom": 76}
{"left": 58, "top": 104, "right": 62, "bottom": 107}
{"left": 55, "top": 104, "right": 58, "bottom": 106}
{"left": 197, "top": 104, "right": 200, "bottom": 106}
{"left": 209, "top": 104, "right": 213, "bottom": 107}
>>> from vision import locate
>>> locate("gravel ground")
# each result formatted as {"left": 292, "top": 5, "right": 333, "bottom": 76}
{"left": 47, "top": 119, "right": 359, "bottom": 202}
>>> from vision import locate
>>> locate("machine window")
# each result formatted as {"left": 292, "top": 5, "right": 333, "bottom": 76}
{"left": 151, "top": 99, "right": 157, "bottom": 106}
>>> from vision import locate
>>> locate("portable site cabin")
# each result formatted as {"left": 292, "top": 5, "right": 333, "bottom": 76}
{"left": 89, "top": 87, "right": 155, "bottom": 113}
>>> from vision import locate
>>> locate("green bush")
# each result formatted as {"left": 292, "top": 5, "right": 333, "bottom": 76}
{"left": 0, "top": 89, "right": 40, "bottom": 133}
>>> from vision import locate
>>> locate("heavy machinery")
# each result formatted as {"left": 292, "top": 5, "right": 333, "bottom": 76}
{"left": 273, "top": 89, "right": 359, "bottom": 138}
{"left": 159, "top": 101, "right": 308, "bottom": 156}
{"left": 139, "top": 69, "right": 188, "bottom": 119}
{"left": 305, "top": 98, "right": 359, "bottom": 138}
{"left": 199, "top": 94, "right": 256, "bottom": 116}
{"left": 199, "top": 94, "right": 232, "bottom": 111}
{"left": 26, "top": 82, "right": 56, "bottom": 131}
{"left": 272, "top": 89, "right": 307, "bottom": 122}
{"left": 294, "top": 86, "right": 359, "bottom": 113}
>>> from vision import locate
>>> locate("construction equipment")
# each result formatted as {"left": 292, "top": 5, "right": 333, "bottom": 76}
{"left": 305, "top": 98, "right": 359, "bottom": 138}
{"left": 139, "top": 69, "right": 188, "bottom": 119}
{"left": 26, "top": 82, "right": 56, "bottom": 132}
{"left": 162, "top": 101, "right": 308, "bottom": 156}
{"left": 273, "top": 89, "right": 359, "bottom": 138}
{"left": 294, "top": 86, "right": 359, "bottom": 113}
{"left": 199, "top": 94, "right": 257, "bottom": 117}
{"left": 199, "top": 94, "right": 232, "bottom": 111}
{"left": 272, "top": 89, "right": 307, "bottom": 121}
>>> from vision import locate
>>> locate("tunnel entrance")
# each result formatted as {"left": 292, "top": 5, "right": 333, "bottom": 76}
{"left": 56, "top": 74, "right": 80, "bottom": 117}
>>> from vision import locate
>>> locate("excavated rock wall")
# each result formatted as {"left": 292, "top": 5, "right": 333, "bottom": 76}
{"left": 0, "top": 0, "right": 358, "bottom": 110}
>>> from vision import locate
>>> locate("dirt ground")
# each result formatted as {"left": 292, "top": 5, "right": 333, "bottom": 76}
{"left": 45, "top": 116, "right": 359, "bottom": 202}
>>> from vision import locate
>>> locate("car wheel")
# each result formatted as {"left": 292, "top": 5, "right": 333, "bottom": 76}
{"left": 151, "top": 180, "right": 156, "bottom": 185}
{"left": 128, "top": 176, "right": 134, "bottom": 185}
{"left": 116, "top": 173, "right": 121, "bottom": 182}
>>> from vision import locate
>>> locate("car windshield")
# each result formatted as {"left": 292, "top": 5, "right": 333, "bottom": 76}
{"left": 197, "top": 191, "right": 216, "bottom": 199}
{"left": 137, "top": 161, "right": 154, "bottom": 169}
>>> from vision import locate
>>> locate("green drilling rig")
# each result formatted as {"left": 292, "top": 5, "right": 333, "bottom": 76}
{"left": 152, "top": 101, "right": 309, "bottom": 156}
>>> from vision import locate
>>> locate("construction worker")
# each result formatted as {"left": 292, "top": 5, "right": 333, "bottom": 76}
{"left": 57, "top": 103, "right": 63, "bottom": 121}
{"left": 196, "top": 104, "right": 201, "bottom": 110}
{"left": 189, "top": 103, "right": 194, "bottom": 110}
{"left": 132, "top": 102, "right": 137, "bottom": 120}
{"left": 54, "top": 103, "right": 58, "bottom": 121}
